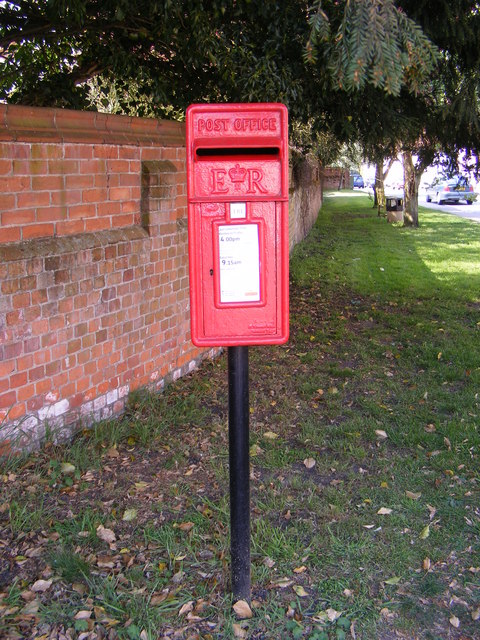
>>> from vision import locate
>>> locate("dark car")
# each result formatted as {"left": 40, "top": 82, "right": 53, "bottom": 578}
{"left": 426, "top": 176, "right": 475, "bottom": 204}
{"left": 352, "top": 175, "right": 364, "bottom": 189}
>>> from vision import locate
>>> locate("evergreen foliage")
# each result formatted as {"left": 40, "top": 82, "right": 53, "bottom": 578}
{"left": 0, "top": 0, "right": 437, "bottom": 117}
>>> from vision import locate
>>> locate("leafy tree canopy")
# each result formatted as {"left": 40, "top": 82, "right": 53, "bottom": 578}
{"left": 0, "top": 0, "right": 439, "bottom": 128}
{"left": 3, "top": 0, "right": 479, "bottom": 196}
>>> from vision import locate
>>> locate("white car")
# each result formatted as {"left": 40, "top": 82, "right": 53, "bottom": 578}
{"left": 426, "top": 176, "right": 475, "bottom": 205}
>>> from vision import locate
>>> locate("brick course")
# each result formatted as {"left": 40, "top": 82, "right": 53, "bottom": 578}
{"left": 0, "top": 104, "right": 321, "bottom": 451}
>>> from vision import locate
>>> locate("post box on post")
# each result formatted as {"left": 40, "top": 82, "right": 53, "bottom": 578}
{"left": 186, "top": 103, "right": 289, "bottom": 604}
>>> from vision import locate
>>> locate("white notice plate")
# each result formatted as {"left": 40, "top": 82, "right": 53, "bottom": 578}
{"left": 218, "top": 224, "right": 260, "bottom": 303}
{"left": 230, "top": 202, "right": 247, "bottom": 219}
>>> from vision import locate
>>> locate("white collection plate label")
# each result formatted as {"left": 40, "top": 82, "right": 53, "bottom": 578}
{"left": 218, "top": 224, "right": 260, "bottom": 303}
{"left": 230, "top": 202, "right": 247, "bottom": 219}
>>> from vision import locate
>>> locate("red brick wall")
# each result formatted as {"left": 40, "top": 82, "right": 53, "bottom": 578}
{"left": 289, "top": 158, "right": 323, "bottom": 248}
{"left": 0, "top": 105, "right": 218, "bottom": 450}
{"left": 322, "top": 166, "right": 349, "bottom": 190}
{"left": 0, "top": 104, "right": 322, "bottom": 451}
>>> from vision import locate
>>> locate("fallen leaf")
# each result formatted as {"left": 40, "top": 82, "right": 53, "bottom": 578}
{"left": 327, "top": 608, "right": 341, "bottom": 622}
{"left": 233, "top": 623, "right": 248, "bottom": 638}
{"left": 405, "top": 491, "right": 421, "bottom": 500}
{"left": 293, "top": 585, "right": 308, "bottom": 597}
{"left": 21, "top": 599, "right": 40, "bottom": 615}
{"left": 97, "top": 555, "right": 116, "bottom": 568}
{"left": 271, "top": 577, "right": 293, "bottom": 589}
{"left": 384, "top": 577, "right": 401, "bottom": 585}
{"left": 122, "top": 509, "right": 137, "bottom": 522}
{"left": 375, "top": 430, "right": 388, "bottom": 439}
{"left": 427, "top": 504, "right": 437, "bottom": 519}
{"left": 178, "top": 601, "right": 194, "bottom": 616}
{"left": 377, "top": 507, "right": 392, "bottom": 515}
{"left": 423, "top": 557, "right": 431, "bottom": 571}
{"left": 303, "top": 457, "right": 316, "bottom": 469}
{"left": 472, "top": 607, "right": 480, "bottom": 621}
{"left": 31, "top": 580, "right": 52, "bottom": 592}
{"left": 379, "top": 607, "right": 396, "bottom": 619}
{"left": 72, "top": 583, "right": 87, "bottom": 595}
{"left": 172, "top": 570, "right": 185, "bottom": 584}
{"left": 419, "top": 524, "right": 430, "bottom": 539}
{"left": 74, "top": 610, "right": 92, "bottom": 620}
{"left": 263, "top": 557, "right": 275, "bottom": 568}
{"left": 178, "top": 521, "right": 194, "bottom": 532}
{"left": 250, "top": 444, "right": 263, "bottom": 456}
{"left": 186, "top": 612, "right": 203, "bottom": 622}
{"left": 60, "top": 462, "right": 76, "bottom": 475}
{"left": 293, "top": 566, "right": 307, "bottom": 574}
{"left": 233, "top": 600, "right": 253, "bottom": 619}
{"left": 263, "top": 431, "right": 278, "bottom": 440}
{"left": 425, "top": 423, "right": 436, "bottom": 433}
{"left": 96, "top": 525, "right": 116, "bottom": 543}
{"left": 449, "top": 615, "right": 460, "bottom": 628}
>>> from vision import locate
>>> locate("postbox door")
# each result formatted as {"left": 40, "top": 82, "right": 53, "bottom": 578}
{"left": 198, "top": 201, "right": 283, "bottom": 341}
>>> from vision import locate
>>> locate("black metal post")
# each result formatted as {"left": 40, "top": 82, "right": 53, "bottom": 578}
{"left": 228, "top": 345, "right": 251, "bottom": 601}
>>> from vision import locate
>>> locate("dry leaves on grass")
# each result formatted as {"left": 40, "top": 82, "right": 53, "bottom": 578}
{"left": 233, "top": 600, "right": 253, "bottom": 619}
{"left": 96, "top": 525, "right": 116, "bottom": 544}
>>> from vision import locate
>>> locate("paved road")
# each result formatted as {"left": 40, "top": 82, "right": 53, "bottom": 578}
{"left": 419, "top": 193, "right": 480, "bottom": 223}
{"left": 356, "top": 187, "right": 480, "bottom": 223}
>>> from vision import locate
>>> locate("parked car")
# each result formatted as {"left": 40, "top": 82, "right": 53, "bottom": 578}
{"left": 426, "top": 176, "right": 475, "bottom": 204}
{"left": 352, "top": 174, "right": 364, "bottom": 188}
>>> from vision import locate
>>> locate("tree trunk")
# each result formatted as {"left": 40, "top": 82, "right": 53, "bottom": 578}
{"left": 374, "top": 161, "right": 386, "bottom": 215}
{"left": 373, "top": 156, "right": 396, "bottom": 215}
{"left": 402, "top": 151, "right": 421, "bottom": 227}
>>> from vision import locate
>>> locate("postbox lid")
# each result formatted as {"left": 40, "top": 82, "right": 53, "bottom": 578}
{"left": 186, "top": 102, "right": 288, "bottom": 141}
{"left": 186, "top": 103, "right": 288, "bottom": 202}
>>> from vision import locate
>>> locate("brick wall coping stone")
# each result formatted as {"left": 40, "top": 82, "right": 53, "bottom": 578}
{"left": 0, "top": 104, "right": 185, "bottom": 146}
{"left": 0, "top": 226, "right": 148, "bottom": 262}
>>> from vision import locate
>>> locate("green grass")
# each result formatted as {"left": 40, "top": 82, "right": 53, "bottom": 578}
{"left": 1, "top": 193, "right": 480, "bottom": 639}
{"left": 49, "top": 547, "right": 91, "bottom": 582}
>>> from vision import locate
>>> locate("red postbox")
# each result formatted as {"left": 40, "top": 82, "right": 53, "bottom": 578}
{"left": 186, "top": 103, "right": 289, "bottom": 346}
